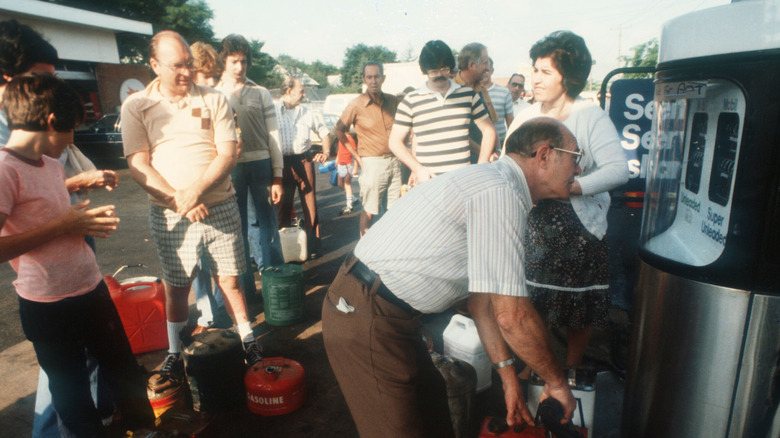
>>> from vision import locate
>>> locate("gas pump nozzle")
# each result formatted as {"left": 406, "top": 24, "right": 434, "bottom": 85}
{"left": 536, "top": 398, "right": 585, "bottom": 438}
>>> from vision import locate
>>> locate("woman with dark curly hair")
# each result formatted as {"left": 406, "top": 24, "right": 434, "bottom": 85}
{"left": 505, "top": 30, "right": 629, "bottom": 370}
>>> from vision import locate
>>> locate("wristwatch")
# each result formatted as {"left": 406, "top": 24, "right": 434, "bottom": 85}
{"left": 492, "top": 358, "right": 515, "bottom": 370}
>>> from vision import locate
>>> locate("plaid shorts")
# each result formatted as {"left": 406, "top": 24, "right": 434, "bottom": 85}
{"left": 149, "top": 197, "right": 245, "bottom": 287}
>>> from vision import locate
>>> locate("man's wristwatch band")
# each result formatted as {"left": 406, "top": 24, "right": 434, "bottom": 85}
{"left": 492, "top": 358, "right": 515, "bottom": 370}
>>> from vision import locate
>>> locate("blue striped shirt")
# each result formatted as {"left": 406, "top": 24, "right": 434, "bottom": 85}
{"left": 487, "top": 84, "right": 513, "bottom": 147}
{"left": 395, "top": 81, "right": 489, "bottom": 175}
{"left": 354, "top": 155, "right": 533, "bottom": 313}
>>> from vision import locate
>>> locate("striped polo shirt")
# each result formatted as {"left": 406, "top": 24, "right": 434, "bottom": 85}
{"left": 354, "top": 155, "right": 533, "bottom": 313}
{"left": 395, "top": 81, "right": 489, "bottom": 175}
{"left": 487, "top": 83, "right": 514, "bottom": 147}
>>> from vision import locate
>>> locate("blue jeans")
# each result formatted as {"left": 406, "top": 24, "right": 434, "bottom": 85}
{"left": 232, "top": 159, "right": 284, "bottom": 281}
{"left": 33, "top": 353, "right": 112, "bottom": 438}
{"left": 192, "top": 255, "right": 225, "bottom": 327}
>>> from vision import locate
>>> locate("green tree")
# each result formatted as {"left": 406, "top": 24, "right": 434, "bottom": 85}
{"left": 274, "top": 55, "right": 338, "bottom": 88}
{"left": 247, "top": 40, "right": 281, "bottom": 89}
{"left": 46, "top": 0, "right": 215, "bottom": 63}
{"left": 306, "top": 60, "right": 339, "bottom": 88}
{"left": 340, "top": 44, "right": 397, "bottom": 91}
{"left": 620, "top": 38, "right": 658, "bottom": 78}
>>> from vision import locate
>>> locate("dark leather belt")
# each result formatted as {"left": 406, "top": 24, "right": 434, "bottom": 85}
{"left": 349, "top": 259, "right": 419, "bottom": 316}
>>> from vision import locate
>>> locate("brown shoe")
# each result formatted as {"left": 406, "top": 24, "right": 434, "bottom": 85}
{"left": 191, "top": 325, "right": 210, "bottom": 336}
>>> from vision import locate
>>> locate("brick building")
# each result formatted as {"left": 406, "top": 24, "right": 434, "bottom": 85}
{"left": 0, "top": 0, "right": 152, "bottom": 123}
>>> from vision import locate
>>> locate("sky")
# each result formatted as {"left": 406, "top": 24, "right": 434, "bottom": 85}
{"left": 206, "top": 0, "right": 731, "bottom": 81}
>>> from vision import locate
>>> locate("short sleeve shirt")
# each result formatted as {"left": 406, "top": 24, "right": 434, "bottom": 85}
{"left": 121, "top": 79, "right": 237, "bottom": 207}
{"left": 394, "top": 81, "right": 489, "bottom": 175}
{"left": 275, "top": 103, "right": 331, "bottom": 155}
{"left": 0, "top": 150, "right": 102, "bottom": 302}
{"left": 354, "top": 156, "right": 533, "bottom": 313}
{"left": 339, "top": 93, "right": 398, "bottom": 157}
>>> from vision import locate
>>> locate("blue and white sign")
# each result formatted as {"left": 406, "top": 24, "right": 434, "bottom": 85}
{"left": 609, "top": 79, "right": 655, "bottom": 192}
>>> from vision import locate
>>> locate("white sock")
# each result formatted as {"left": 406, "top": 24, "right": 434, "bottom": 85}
{"left": 167, "top": 320, "right": 187, "bottom": 354}
{"left": 346, "top": 196, "right": 353, "bottom": 207}
{"left": 236, "top": 322, "right": 254, "bottom": 343}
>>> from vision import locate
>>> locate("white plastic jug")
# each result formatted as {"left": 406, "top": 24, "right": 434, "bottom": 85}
{"left": 442, "top": 314, "right": 491, "bottom": 393}
{"left": 278, "top": 225, "right": 307, "bottom": 263}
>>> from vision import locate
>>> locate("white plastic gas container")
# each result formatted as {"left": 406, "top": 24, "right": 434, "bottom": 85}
{"left": 278, "top": 225, "right": 307, "bottom": 263}
{"left": 442, "top": 314, "right": 491, "bottom": 392}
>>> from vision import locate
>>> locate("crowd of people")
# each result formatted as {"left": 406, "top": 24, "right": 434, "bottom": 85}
{"left": 0, "top": 18, "right": 628, "bottom": 437}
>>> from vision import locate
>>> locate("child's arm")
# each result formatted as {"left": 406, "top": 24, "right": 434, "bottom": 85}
{"left": 0, "top": 200, "right": 119, "bottom": 263}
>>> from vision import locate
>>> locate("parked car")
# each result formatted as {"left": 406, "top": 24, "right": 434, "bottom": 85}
{"left": 73, "top": 113, "right": 125, "bottom": 168}
{"left": 309, "top": 110, "right": 340, "bottom": 155}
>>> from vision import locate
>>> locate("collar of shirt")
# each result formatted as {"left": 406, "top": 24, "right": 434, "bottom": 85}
{"left": 360, "top": 92, "right": 388, "bottom": 108}
{"left": 495, "top": 155, "right": 533, "bottom": 212}
{"left": 417, "top": 79, "right": 461, "bottom": 101}
{"left": 146, "top": 78, "right": 197, "bottom": 110}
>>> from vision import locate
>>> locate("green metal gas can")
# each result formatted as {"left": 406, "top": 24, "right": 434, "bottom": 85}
{"left": 261, "top": 264, "right": 306, "bottom": 326}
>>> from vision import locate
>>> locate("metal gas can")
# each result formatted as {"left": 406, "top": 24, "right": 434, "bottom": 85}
{"left": 431, "top": 351, "right": 478, "bottom": 438}
{"left": 105, "top": 274, "right": 167, "bottom": 354}
{"left": 261, "top": 265, "right": 306, "bottom": 326}
{"left": 182, "top": 329, "right": 246, "bottom": 413}
{"left": 146, "top": 371, "right": 187, "bottom": 418}
{"left": 245, "top": 357, "right": 306, "bottom": 416}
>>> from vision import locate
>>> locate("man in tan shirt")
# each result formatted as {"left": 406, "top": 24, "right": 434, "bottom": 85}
{"left": 335, "top": 62, "right": 399, "bottom": 236}
{"left": 121, "top": 31, "right": 262, "bottom": 375}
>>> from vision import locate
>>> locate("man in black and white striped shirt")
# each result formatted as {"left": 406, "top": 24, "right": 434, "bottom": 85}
{"left": 323, "top": 117, "right": 581, "bottom": 438}
{"left": 389, "top": 40, "right": 497, "bottom": 186}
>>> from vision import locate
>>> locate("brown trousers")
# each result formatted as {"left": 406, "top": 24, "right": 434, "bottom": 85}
{"left": 321, "top": 253, "right": 455, "bottom": 438}
{"left": 278, "top": 152, "right": 320, "bottom": 251}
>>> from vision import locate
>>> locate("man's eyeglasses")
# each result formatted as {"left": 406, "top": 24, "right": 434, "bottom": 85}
{"left": 530, "top": 144, "right": 583, "bottom": 165}
{"left": 552, "top": 146, "right": 583, "bottom": 164}
{"left": 427, "top": 67, "right": 451, "bottom": 76}
{"left": 156, "top": 59, "right": 194, "bottom": 73}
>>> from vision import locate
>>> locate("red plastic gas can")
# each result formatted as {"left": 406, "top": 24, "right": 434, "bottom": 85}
{"left": 245, "top": 357, "right": 306, "bottom": 416}
{"left": 478, "top": 416, "right": 588, "bottom": 437}
{"left": 106, "top": 275, "right": 167, "bottom": 354}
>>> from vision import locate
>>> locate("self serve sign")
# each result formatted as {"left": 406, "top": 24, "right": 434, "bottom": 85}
{"left": 608, "top": 79, "right": 655, "bottom": 193}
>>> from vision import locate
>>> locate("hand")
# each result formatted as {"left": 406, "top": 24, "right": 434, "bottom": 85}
{"left": 60, "top": 200, "right": 120, "bottom": 238}
{"left": 185, "top": 203, "right": 209, "bottom": 222}
{"left": 312, "top": 152, "right": 330, "bottom": 164}
{"left": 173, "top": 188, "right": 200, "bottom": 216}
{"left": 410, "top": 166, "right": 436, "bottom": 186}
{"left": 540, "top": 383, "right": 577, "bottom": 424}
{"left": 271, "top": 180, "right": 283, "bottom": 205}
{"left": 71, "top": 169, "right": 119, "bottom": 192}
{"left": 503, "top": 373, "right": 534, "bottom": 426}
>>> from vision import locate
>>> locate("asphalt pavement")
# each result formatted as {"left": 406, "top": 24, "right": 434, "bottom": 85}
{"left": 0, "top": 167, "right": 629, "bottom": 437}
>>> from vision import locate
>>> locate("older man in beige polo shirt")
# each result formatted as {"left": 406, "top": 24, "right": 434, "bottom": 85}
{"left": 121, "top": 30, "right": 262, "bottom": 375}
{"left": 335, "top": 62, "right": 400, "bottom": 236}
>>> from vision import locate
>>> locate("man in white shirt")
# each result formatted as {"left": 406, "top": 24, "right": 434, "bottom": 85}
{"left": 509, "top": 73, "right": 531, "bottom": 116}
{"left": 275, "top": 76, "right": 332, "bottom": 257}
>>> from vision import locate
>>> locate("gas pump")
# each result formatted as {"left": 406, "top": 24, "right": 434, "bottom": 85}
{"left": 623, "top": 1, "right": 780, "bottom": 437}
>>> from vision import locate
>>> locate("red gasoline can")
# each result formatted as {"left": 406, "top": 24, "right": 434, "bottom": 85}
{"left": 106, "top": 275, "right": 167, "bottom": 354}
{"left": 478, "top": 416, "right": 588, "bottom": 437}
{"left": 245, "top": 357, "right": 306, "bottom": 416}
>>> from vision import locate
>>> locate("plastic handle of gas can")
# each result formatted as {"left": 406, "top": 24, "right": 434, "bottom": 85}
{"left": 121, "top": 282, "right": 158, "bottom": 292}
{"left": 104, "top": 275, "right": 121, "bottom": 291}
{"left": 450, "top": 314, "right": 475, "bottom": 330}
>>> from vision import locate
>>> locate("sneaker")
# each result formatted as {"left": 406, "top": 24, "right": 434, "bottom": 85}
{"left": 158, "top": 352, "right": 182, "bottom": 375}
{"left": 340, "top": 206, "right": 352, "bottom": 215}
{"left": 243, "top": 340, "right": 263, "bottom": 366}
